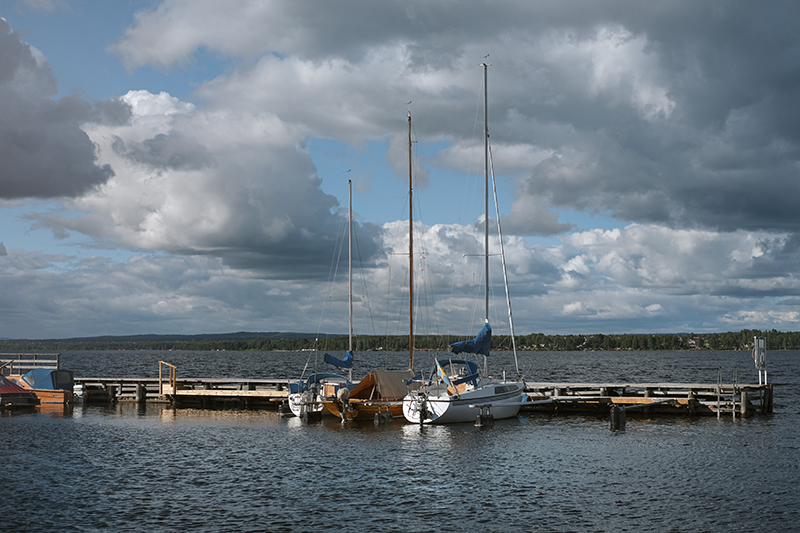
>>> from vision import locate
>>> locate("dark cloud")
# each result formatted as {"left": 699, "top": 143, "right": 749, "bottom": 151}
{"left": 112, "top": 133, "right": 215, "bottom": 171}
{"left": 0, "top": 17, "right": 116, "bottom": 199}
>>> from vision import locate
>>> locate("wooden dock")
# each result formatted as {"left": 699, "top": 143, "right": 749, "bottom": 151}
{"left": 522, "top": 381, "right": 774, "bottom": 418}
{"left": 69, "top": 376, "right": 773, "bottom": 418}
{"left": 73, "top": 376, "right": 290, "bottom": 407}
{"left": 5, "top": 354, "right": 774, "bottom": 418}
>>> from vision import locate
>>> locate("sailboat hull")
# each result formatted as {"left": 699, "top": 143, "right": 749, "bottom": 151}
{"left": 403, "top": 380, "right": 524, "bottom": 424}
{"left": 321, "top": 399, "right": 403, "bottom": 421}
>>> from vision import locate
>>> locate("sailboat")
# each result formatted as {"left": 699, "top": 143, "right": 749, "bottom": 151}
{"left": 322, "top": 154, "right": 414, "bottom": 421}
{"left": 287, "top": 180, "right": 357, "bottom": 417}
{"left": 402, "top": 63, "right": 525, "bottom": 424}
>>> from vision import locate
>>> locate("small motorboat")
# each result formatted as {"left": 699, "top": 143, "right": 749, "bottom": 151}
{"left": 0, "top": 374, "right": 40, "bottom": 411}
{"left": 9, "top": 368, "right": 74, "bottom": 404}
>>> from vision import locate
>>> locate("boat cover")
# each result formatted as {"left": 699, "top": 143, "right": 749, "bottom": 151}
{"left": 20, "top": 368, "right": 74, "bottom": 390}
{"left": 450, "top": 322, "right": 492, "bottom": 357}
{"left": 349, "top": 370, "right": 415, "bottom": 400}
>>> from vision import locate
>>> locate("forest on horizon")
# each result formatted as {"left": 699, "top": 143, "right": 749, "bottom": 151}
{"left": 0, "top": 329, "right": 793, "bottom": 352}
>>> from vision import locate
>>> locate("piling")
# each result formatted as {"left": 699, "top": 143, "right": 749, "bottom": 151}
{"left": 135, "top": 384, "right": 147, "bottom": 404}
{"left": 610, "top": 405, "right": 626, "bottom": 430}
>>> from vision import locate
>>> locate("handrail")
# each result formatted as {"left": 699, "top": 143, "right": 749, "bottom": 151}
{"left": 158, "top": 361, "right": 177, "bottom": 395}
{"left": 0, "top": 353, "right": 60, "bottom": 375}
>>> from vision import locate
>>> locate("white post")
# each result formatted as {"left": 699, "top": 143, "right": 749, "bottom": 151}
{"left": 754, "top": 336, "right": 767, "bottom": 385}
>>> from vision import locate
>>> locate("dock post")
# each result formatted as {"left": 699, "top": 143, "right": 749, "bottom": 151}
{"left": 107, "top": 384, "right": 117, "bottom": 403}
{"left": 732, "top": 367, "right": 738, "bottom": 420}
{"left": 740, "top": 390, "right": 749, "bottom": 418}
{"left": 765, "top": 385, "right": 774, "bottom": 414}
{"left": 136, "top": 383, "right": 147, "bottom": 404}
{"left": 610, "top": 405, "right": 626, "bottom": 431}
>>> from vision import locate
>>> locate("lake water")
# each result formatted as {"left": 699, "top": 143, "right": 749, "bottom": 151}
{"left": 2, "top": 349, "right": 798, "bottom": 532}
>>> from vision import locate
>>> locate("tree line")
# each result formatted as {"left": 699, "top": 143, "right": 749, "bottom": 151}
{"left": 0, "top": 328, "right": 794, "bottom": 352}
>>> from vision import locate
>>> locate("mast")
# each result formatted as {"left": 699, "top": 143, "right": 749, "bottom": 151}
{"left": 348, "top": 178, "right": 353, "bottom": 381}
{"left": 482, "top": 61, "right": 490, "bottom": 376}
{"left": 408, "top": 111, "right": 414, "bottom": 370}
{"left": 482, "top": 63, "right": 490, "bottom": 324}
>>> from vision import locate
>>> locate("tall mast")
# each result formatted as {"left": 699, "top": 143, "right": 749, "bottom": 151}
{"left": 408, "top": 111, "right": 414, "bottom": 370}
{"left": 482, "top": 62, "right": 490, "bottom": 324}
{"left": 348, "top": 178, "right": 353, "bottom": 381}
{"left": 482, "top": 62, "right": 490, "bottom": 376}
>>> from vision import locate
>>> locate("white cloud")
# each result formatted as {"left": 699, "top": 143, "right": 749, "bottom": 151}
{"left": 5, "top": 2, "right": 800, "bottom": 338}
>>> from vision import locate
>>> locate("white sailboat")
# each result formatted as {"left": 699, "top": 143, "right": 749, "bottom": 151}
{"left": 402, "top": 63, "right": 525, "bottom": 424}
{"left": 287, "top": 179, "right": 356, "bottom": 417}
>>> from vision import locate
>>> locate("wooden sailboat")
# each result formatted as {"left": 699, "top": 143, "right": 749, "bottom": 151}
{"left": 402, "top": 63, "right": 525, "bottom": 424}
{"left": 322, "top": 114, "right": 419, "bottom": 421}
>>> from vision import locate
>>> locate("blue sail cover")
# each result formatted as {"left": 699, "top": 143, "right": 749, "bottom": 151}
{"left": 450, "top": 323, "right": 492, "bottom": 357}
{"left": 324, "top": 350, "right": 354, "bottom": 369}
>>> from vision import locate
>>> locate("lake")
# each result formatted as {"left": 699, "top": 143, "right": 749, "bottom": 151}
{"left": 2, "top": 349, "right": 798, "bottom": 532}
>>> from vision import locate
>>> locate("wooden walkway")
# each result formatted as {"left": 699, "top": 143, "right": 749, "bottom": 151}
{"left": 522, "top": 381, "right": 774, "bottom": 417}
{"left": 74, "top": 376, "right": 291, "bottom": 407}
{"left": 69, "top": 376, "right": 773, "bottom": 417}
{"left": 4, "top": 354, "right": 773, "bottom": 417}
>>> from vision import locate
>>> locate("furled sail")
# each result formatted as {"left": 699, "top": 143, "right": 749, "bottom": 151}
{"left": 450, "top": 322, "right": 492, "bottom": 357}
{"left": 324, "top": 350, "right": 354, "bottom": 369}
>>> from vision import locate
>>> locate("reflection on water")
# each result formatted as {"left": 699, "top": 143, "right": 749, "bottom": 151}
{"left": 3, "top": 350, "right": 799, "bottom": 532}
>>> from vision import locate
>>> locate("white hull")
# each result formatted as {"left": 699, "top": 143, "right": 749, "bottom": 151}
{"left": 403, "top": 379, "right": 524, "bottom": 424}
{"left": 287, "top": 391, "right": 325, "bottom": 417}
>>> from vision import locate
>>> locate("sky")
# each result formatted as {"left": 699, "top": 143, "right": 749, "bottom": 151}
{"left": 2, "top": 0, "right": 800, "bottom": 340}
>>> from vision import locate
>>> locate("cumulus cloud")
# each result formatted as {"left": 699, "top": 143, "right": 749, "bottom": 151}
{"left": 27, "top": 89, "right": 384, "bottom": 278}
{"left": 0, "top": 17, "right": 117, "bottom": 199}
{"left": 6, "top": 2, "right": 800, "bottom": 337}
{"left": 109, "top": 1, "right": 800, "bottom": 236}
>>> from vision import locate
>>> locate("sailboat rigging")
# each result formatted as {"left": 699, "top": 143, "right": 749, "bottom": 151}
{"left": 287, "top": 180, "right": 356, "bottom": 417}
{"left": 320, "top": 116, "right": 419, "bottom": 421}
{"left": 402, "top": 63, "right": 525, "bottom": 424}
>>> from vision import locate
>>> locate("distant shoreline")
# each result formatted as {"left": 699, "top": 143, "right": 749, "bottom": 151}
{"left": 0, "top": 329, "right": 794, "bottom": 351}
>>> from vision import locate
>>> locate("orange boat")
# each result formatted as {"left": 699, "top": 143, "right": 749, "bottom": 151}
{"left": 9, "top": 368, "right": 74, "bottom": 404}
{"left": 321, "top": 369, "right": 416, "bottom": 421}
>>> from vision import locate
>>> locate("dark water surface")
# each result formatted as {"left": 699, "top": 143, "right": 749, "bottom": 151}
{"left": 2, "top": 350, "right": 798, "bottom": 532}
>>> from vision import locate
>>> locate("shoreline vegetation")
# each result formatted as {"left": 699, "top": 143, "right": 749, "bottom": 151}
{"left": 0, "top": 329, "right": 795, "bottom": 352}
